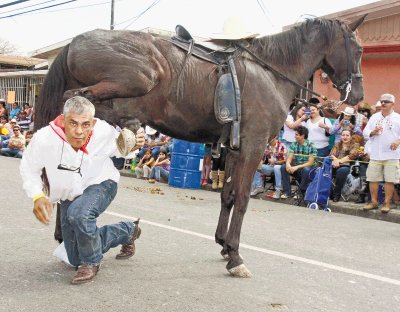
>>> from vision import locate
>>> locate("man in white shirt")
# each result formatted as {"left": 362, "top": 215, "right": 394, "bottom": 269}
{"left": 363, "top": 93, "right": 400, "bottom": 213}
{"left": 20, "top": 96, "right": 145, "bottom": 284}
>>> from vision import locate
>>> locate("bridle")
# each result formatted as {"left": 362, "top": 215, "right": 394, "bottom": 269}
{"left": 329, "top": 25, "right": 363, "bottom": 109}
{"left": 236, "top": 23, "right": 362, "bottom": 111}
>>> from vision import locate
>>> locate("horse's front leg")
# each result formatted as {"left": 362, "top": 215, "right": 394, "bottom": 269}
{"left": 224, "top": 152, "right": 261, "bottom": 278}
{"left": 215, "top": 149, "right": 237, "bottom": 259}
{"left": 63, "top": 73, "right": 158, "bottom": 103}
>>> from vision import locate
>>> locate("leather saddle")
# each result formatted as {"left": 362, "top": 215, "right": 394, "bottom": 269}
{"left": 169, "top": 25, "right": 243, "bottom": 150}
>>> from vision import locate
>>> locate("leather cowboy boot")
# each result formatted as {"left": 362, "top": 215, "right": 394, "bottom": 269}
{"left": 218, "top": 171, "right": 225, "bottom": 189}
{"left": 71, "top": 264, "right": 100, "bottom": 285}
{"left": 211, "top": 171, "right": 218, "bottom": 190}
{"left": 116, "top": 219, "right": 141, "bottom": 259}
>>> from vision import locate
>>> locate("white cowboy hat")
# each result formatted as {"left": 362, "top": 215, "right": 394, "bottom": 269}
{"left": 341, "top": 107, "right": 355, "bottom": 116}
{"left": 116, "top": 128, "right": 137, "bottom": 156}
{"left": 145, "top": 125, "right": 157, "bottom": 135}
{"left": 208, "top": 16, "right": 259, "bottom": 40}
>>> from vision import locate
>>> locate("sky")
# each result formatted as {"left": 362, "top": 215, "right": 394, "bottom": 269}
{"left": 0, "top": 0, "right": 379, "bottom": 56}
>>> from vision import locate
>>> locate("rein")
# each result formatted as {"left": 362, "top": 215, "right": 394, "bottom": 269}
{"left": 235, "top": 42, "right": 328, "bottom": 101}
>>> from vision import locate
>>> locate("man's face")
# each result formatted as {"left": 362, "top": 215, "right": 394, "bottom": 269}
{"left": 13, "top": 128, "right": 21, "bottom": 137}
{"left": 61, "top": 112, "right": 95, "bottom": 150}
{"left": 294, "top": 131, "right": 304, "bottom": 143}
{"left": 380, "top": 100, "right": 394, "bottom": 114}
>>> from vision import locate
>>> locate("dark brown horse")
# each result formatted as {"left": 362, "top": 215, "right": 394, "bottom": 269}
{"left": 35, "top": 16, "right": 365, "bottom": 277}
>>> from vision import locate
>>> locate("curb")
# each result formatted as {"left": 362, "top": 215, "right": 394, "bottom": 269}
{"left": 119, "top": 169, "right": 400, "bottom": 224}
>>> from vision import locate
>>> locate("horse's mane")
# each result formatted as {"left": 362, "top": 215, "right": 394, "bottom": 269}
{"left": 251, "top": 18, "right": 343, "bottom": 66}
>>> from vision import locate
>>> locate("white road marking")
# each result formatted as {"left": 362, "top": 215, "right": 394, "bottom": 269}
{"left": 106, "top": 211, "right": 400, "bottom": 286}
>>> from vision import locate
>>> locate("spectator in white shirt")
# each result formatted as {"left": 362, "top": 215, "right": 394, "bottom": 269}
{"left": 362, "top": 93, "right": 400, "bottom": 213}
{"left": 281, "top": 103, "right": 308, "bottom": 148}
{"left": 306, "top": 102, "right": 332, "bottom": 158}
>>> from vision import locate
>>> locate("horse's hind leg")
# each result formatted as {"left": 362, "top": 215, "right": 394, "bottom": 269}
{"left": 215, "top": 149, "right": 237, "bottom": 259}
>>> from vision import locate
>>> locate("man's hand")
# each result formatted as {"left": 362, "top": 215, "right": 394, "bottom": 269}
{"left": 390, "top": 139, "right": 400, "bottom": 151}
{"left": 268, "top": 158, "right": 275, "bottom": 165}
{"left": 135, "top": 128, "right": 145, "bottom": 148}
{"left": 370, "top": 126, "right": 383, "bottom": 137}
{"left": 287, "top": 165, "right": 298, "bottom": 174}
{"left": 33, "top": 197, "right": 53, "bottom": 225}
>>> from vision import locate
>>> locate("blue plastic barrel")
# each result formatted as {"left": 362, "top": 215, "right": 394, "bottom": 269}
{"left": 169, "top": 139, "right": 205, "bottom": 189}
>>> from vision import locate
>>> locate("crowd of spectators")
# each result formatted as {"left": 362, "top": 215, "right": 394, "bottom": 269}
{"left": 250, "top": 94, "right": 400, "bottom": 213}
{"left": 4, "top": 96, "right": 399, "bottom": 214}
{"left": 0, "top": 99, "right": 33, "bottom": 159}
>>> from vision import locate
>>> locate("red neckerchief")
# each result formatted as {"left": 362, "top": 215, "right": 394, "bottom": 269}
{"left": 49, "top": 115, "right": 92, "bottom": 154}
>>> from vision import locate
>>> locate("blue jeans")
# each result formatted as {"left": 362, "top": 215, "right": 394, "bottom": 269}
{"left": 281, "top": 164, "right": 312, "bottom": 196}
{"left": 149, "top": 166, "right": 170, "bottom": 181}
{"left": 252, "top": 164, "right": 282, "bottom": 190}
{"left": 1, "top": 147, "right": 23, "bottom": 158}
{"left": 332, "top": 166, "right": 350, "bottom": 197}
{"left": 60, "top": 180, "right": 135, "bottom": 266}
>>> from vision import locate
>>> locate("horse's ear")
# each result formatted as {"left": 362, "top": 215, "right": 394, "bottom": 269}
{"left": 349, "top": 14, "right": 367, "bottom": 32}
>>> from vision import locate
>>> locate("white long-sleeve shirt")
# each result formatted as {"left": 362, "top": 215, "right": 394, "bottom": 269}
{"left": 20, "top": 118, "right": 121, "bottom": 203}
{"left": 363, "top": 111, "right": 400, "bottom": 160}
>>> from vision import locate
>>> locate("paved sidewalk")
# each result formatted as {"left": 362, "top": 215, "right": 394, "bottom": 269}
{"left": 120, "top": 169, "right": 400, "bottom": 224}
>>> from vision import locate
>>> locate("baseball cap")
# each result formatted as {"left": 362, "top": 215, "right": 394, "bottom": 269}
{"left": 10, "top": 118, "right": 17, "bottom": 123}
{"left": 380, "top": 93, "right": 395, "bottom": 103}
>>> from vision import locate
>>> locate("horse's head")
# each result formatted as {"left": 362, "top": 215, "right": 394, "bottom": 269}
{"left": 321, "top": 15, "right": 367, "bottom": 105}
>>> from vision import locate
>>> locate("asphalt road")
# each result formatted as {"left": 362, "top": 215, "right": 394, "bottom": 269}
{"left": 0, "top": 156, "right": 399, "bottom": 312}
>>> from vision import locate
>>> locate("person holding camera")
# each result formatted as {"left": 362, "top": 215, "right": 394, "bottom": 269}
{"left": 331, "top": 107, "right": 362, "bottom": 144}
{"left": 281, "top": 103, "right": 308, "bottom": 149}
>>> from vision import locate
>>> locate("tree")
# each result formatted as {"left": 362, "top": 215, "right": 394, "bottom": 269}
{"left": 0, "top": 38, "right": 17, "bottom": 55}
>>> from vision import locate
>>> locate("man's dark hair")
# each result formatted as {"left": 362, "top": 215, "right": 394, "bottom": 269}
{"left": 309, "top": 97, "right": 320, "bottom": 104}
{"left": 294, "top": 125, "right": 308, "bottom": 140}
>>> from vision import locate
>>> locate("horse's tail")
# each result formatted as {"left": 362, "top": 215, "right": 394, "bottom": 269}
{"left": 34, "top": 44, "right": 72, "bottom": 131}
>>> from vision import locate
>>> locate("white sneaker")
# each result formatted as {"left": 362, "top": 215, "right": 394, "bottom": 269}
{"left": 272, "top": 190, "right": 281, "bottom": 199}
{"left": 250, "top": 187, "right": 264, "bottom": 196}
{"left": 280, "top": 193, "right": 291, "bottom": 199}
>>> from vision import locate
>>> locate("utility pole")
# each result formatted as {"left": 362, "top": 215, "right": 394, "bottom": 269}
{"left": 110, "top": 0, "right": 115, "bottom": 30}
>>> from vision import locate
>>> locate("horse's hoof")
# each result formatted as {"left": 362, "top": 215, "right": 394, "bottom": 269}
{"left": 228, "top": 264, "right": 252, "bottom": 278}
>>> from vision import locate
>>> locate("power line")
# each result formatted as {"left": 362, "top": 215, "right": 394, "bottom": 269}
{"left": 0, "top": 0, "right": 30, "bottom": 9}
{"left": 0, "top": 0, "right": 59, "bottom": 15}
{"left": 121, "top": 0, "right": 161, "bottom": 29}
{"left": 0, "top": 0, "right": 77, "bottom": 19}
{"left": 6, "top": 0, "right": 115, "bottom": 16}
